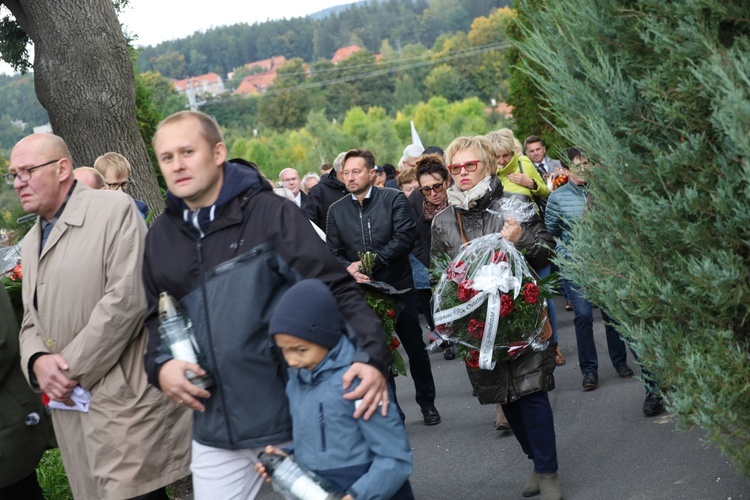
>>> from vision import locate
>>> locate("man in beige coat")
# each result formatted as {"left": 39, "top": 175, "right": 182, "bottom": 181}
{"left": 8, "top": 133, "right": 191, "bottom": 500}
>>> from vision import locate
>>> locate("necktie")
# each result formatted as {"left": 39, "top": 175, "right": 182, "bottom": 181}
{"left": 40, "top": 222, "right": 53, "bottom": 252}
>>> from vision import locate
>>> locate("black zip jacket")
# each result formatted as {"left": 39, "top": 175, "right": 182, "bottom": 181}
{"left": 304, "top": 172, "right": 348, "bottom": 229}
{"left": 326, "top": 186, "right": 416, "bottom": 290}
{"left": 142, "top": 160, "right": 391, "bottom": 450}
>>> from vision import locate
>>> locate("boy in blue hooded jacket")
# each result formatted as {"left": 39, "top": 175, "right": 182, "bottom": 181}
{"left": 261, "top": 279, "right": 414, "bottom": 499}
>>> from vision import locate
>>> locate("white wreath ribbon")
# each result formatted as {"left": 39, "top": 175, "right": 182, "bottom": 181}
{"left": 434, "top": 262, "right": 522, "bottom": 370}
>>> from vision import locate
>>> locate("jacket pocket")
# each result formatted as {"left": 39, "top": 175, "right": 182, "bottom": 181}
{"left": 319, "top": 402, "right": 327, "bottom": 452}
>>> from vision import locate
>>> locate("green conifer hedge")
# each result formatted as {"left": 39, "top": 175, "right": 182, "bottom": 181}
{"left": 511, "top": 0, "right": 750, "bottom": 475}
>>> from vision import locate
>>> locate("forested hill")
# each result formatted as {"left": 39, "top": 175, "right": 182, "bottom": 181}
{"left": 137, "top": 0, "right": 509, "bottom": 80}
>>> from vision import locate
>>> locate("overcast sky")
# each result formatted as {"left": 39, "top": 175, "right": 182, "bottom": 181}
{"left": 120, "top": 0, "right": 356, "bottom": 47}
{"left": 0, "top": 0, "right": 355, "bottom": 74}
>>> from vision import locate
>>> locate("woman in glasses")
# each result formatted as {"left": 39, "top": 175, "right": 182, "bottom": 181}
{"left": 430, "top": 136, "right": 552, "bottom": 271}
{"left": 413, "top": 153, "right": 450, "bottom": 263}
{"left": 429, "top": 135, "right": 562, "bottom": 500}
{"left": 409, "top": 153, "right": 454, "bottom": 359}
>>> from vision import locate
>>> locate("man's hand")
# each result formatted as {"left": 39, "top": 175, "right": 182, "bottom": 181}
{"left": 158, "top": 359, "right": 211, "bottom": 412}
{"left": 501, "top": 217, "right": 523, "bottom": 244}
{"left": 342, "top": 362, "right": 387, "bottom": 420}
{"left": 33, "top": 354, "right": 78, "bottom": 405}
{"left": 346, "top": 260, "right": 371, "bottom": 283}
{"left": 507, "top": 172, "right": 535, "bottom": 189}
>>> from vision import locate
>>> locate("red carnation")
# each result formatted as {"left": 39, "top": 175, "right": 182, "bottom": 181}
{"left": 491, "top": 251, "right": 507, "bottom": 264}
{"left": 499, "top": 294, "right": 515, "bottom": 317}
{"left": 386, "top": 309, "right": 396, "bottom": 319}
{"left": 457, "top": 279, "right": 478, "bottom": 302}
{"left": 446, "top": 260, "right": 468, "bottom": 283}
{"left": 465, "top": 350, "right": 479, "bottom": 369}
{"left": 389, "top": 336, "right": 401, "bottom": 350}
{"left": 9, "top": 263, "right": 22, "bottom": 281}
{"left": 522, "top": 282, "right": 539, "bottom": 305}
{"left": 467, "top": 318, "right": 485, "bottom": 340}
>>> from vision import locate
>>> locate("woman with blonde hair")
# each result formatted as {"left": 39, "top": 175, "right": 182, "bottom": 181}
{"left": 430, "top": 135, "right": 561, "bottom": 500}
{"left": 486, "top": 128, "right": 564, "bottom": 367}
{"left": 485, "top": 128, "right": 549, "bottom": 203}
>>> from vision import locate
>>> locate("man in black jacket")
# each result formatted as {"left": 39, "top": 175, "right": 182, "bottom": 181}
{"left": 326, "top": 149, "right": 441, "bottom": 426}
{"left": 143, "top": 111, "right": 391, "bottom": 499}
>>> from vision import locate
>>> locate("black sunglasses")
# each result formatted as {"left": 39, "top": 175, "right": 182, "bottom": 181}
{"left": 420, "top": 182, "right": 445, "bottom": 195}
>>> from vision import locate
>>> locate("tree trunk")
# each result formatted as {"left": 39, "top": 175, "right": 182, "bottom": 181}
{"left": 3, "top": 0, "right": 164, "bottom": 213}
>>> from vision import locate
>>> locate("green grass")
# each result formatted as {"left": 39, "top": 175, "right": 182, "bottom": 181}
{"left": 36, "top": 449, "right": 73, "bottom": 500}
{"left": 35, "top": 448, "right": 190, "bottom": 499}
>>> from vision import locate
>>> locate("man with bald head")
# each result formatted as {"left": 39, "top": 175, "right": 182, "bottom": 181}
{"left": 73, "top": 166, "right": 107, "bottom": 189}
{"left": 279, "top": 167, "right": 308, "bottom": 208}
{"left": 7, "top": 133, "right": 191, "bottom": 499}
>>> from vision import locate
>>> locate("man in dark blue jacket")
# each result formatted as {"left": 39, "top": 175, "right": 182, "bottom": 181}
{"left": 326, "top": 149, "right": 441, "bottom": 426}
{"left": 143, "top": 111, "right": 391, "bottom": 499}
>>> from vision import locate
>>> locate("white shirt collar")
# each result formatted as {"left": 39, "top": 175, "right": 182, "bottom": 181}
{"left": 351, "top": 185, "right": 374, "bottom": 201}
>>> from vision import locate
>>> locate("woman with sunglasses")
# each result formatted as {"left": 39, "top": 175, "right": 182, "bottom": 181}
{"left": 412, "top": 153, "right": 451, "bottom": 264}
{"left": 409, "top": 153, "right": 454, "bottom": 359}
{"left": 430, "top": 135, "right": 561, "bottom": 500}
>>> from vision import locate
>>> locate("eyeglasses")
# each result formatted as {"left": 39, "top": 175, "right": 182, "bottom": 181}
{"left": 105, "top": 180, "right": 132, "bottom": 191}
{"left": 420, "top": 182, "right": 445, "bottom": 195}
{"left": 281, "top": 177, "right": 299, "bottom": 184}
{"left": 447, "top": 160, "right": 481, "bottom": 175}
{"left": 4, "top": 158, "right": 61, "bottom": 185}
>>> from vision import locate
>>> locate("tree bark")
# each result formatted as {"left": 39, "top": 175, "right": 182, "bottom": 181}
{"left": 2, "top": 0, "right": 164, "bottom": 213}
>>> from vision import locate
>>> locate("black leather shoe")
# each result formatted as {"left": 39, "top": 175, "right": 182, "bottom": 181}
{"left": 443, "top": 347, "right": 456, "bottom": 360}
{"left": 421, "top": 406, "right": 442, "bottom": 425}
{"left": 582, "top": 372, "right": 599, "bottom": 391}
{"left": 615, "top": 364, "right": 634, "bottom": 378}
{"left": 643, "top": 393, "right": 664, "bottom": 417}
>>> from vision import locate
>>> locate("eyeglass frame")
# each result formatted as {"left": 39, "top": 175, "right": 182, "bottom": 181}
{"left": 420, "top": 181, "right": 446, "bottom": 195}
{"left": 104, "top": 179, "right": 133, "bottom": 191}
{"left": 4, "top": 158, "right": 61, "bottom": 185}
{"left": 446, "top": 160, "right": 481, "bottom": 176}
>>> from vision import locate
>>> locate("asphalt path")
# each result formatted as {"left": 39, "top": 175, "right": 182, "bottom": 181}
{"left": 260, "top": 296, "right": 750, "bottom": 499}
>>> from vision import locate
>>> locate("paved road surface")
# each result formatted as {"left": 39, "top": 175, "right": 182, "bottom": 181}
{"left": 260, "top": 296, "right": 749, "bottom": 499}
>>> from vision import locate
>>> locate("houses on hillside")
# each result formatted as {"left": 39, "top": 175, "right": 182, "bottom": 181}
{"left": 173, "top": 73, "right": 225, "bottom": 97}
{"left": 331, "top": 45, "right": 363, "bottom": 64}
{"left": 171, "top": 45, "right": 379, "bottom": 97}
{"left": 233, "top": 56, "right": 287, "bottom": 95}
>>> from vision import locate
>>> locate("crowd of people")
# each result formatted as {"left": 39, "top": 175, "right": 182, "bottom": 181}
{"left": 0, "top": 110, "right": 664, "bottom": 500}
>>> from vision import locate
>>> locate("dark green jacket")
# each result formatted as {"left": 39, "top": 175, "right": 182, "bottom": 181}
{"left": 0, "top": 285, "right": 55, "bottom": 488}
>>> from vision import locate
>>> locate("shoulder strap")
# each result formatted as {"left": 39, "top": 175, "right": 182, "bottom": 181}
{"left": 455, "top": 209, "right": 469, "bottom": 245}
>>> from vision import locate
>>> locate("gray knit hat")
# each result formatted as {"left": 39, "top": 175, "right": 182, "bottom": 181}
{"left": 269, "top": 279, "right": 344, "bottom": 349}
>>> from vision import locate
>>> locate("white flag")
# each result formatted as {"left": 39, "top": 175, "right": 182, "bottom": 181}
{"left": 410, "top": 121, "right": 424, "bottom": 151}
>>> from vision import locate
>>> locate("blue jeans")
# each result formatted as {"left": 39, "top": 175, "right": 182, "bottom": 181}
{"left": 536, "top": 265, "right": 558, "bottom": 345}
{"left": 562, "top": 279, "right": 629, "bottom": 375}
{"left": 502, "top": 391, "right": 558, "bottom": 473}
